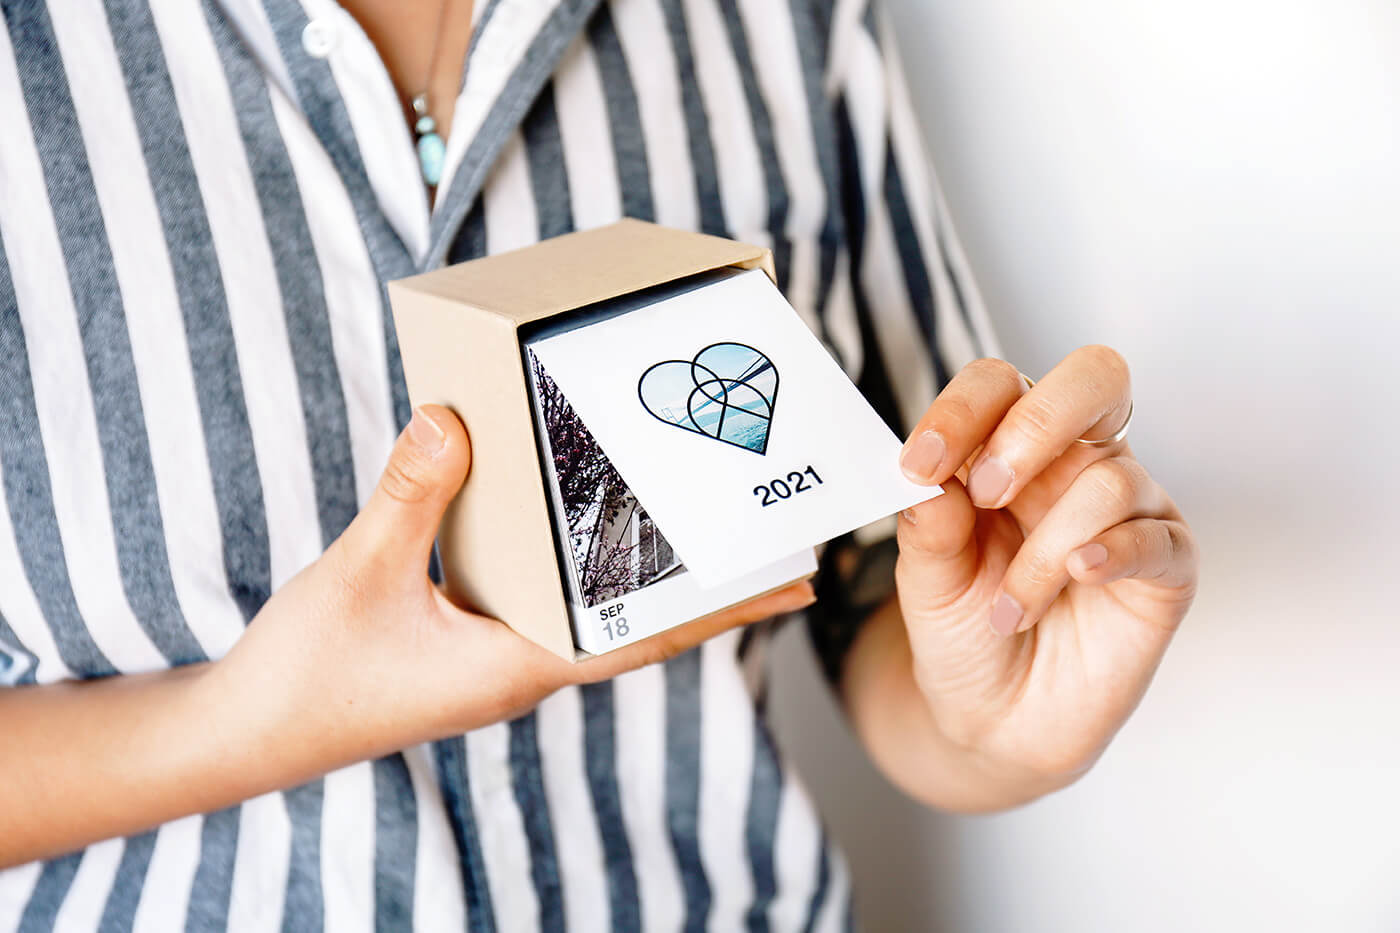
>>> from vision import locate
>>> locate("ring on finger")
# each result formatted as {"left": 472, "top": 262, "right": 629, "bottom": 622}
{"left": 1076, "top": 400, "right": 1132, "bottom": 447}
{"left": 1017, "top": 372, "right": 1133, "bottom": 447}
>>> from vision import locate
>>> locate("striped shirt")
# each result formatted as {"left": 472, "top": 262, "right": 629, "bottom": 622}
{"left": 0, "top": 0, "right": 996, "bottom": 928}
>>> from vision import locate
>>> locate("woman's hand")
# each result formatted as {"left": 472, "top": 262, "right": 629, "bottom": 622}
{"left": 215, "top": 404, "right": 815, "bottom": 780}
{"left": 1, "top": 405, "right": 811, "bottom": 868}
{"left": 845, "top": 347, "right": 1197, "bottom": 811}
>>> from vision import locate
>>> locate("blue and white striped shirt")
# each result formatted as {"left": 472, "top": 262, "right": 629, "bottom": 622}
{"left": 0, "top": 0, "right": 995, "bottom": 928}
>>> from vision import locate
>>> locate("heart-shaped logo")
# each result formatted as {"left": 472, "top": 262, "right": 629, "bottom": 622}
{"left": 638, "top": 342, "right": 778, "bottom": 454}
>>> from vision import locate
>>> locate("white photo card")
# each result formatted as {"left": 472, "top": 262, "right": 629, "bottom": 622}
{"left": 525, "top": 267, "right": 940, "bottom": 588}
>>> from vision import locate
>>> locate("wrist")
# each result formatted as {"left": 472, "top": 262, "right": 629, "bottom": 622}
{"left": 198, "top": 614, "right": 398, "bottom": 798}
{"left": 846, "top": 598, "right": 1088, "bottom": 812}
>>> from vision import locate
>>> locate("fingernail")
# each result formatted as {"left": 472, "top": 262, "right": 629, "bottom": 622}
{"left": 967, "top": 456, "right": 1013, "bottom": 506}
{"left": 900, "top": 507, "right": 918, "bottom": 525}
{"left": 989, "top": 593, "right": 1023, "bottom": 636}
{"left": 900, "top": 430, "right": 947, "bottom": 483}
{"left": 1071, "top": 542, "right": 1109, "bottom": 573}
{"left": 408, "top": 406, "right": 445, "bottom": 455}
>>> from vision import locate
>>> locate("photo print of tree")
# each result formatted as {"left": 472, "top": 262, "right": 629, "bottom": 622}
{"left": 529, "top": 352, "right": 685, "bottom": 605}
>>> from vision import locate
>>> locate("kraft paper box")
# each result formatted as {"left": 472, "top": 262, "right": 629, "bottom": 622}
{"left": 387, "top": 219, "right": 816, "bottom": 661}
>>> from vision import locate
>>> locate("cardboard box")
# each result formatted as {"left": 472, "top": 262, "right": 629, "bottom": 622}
{"left": 388, "top": 219, "right": 809, "bottom": 660}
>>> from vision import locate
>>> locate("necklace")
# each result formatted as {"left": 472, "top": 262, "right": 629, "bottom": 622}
{"left": 412, "top": 93, "right": 445, "bottom": 186}
{"left": 411, "top": 0, "right": 456, "bottom": 187}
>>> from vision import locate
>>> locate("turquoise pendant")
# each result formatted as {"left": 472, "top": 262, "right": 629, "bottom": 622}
{"left": 412, "top": 96, "right": 445, "bottom": 186}
{"left": 417, "top": 128, "right": 445, "bottom": 186}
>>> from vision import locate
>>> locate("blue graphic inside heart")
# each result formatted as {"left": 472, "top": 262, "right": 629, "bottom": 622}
{"left": 638, "top": 342, "right": 778, "bottom": 454}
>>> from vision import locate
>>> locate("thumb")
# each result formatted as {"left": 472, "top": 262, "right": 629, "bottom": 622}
{"left": 345, "top": 405, "right": 471, "bottom": 575}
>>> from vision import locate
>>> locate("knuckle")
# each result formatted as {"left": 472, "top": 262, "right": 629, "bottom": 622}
{"left": 1011, "top": 394, "right": 1060, "bottom": 449}
{"left": 921, "top": 704, "right": 992, "bottom": 754}
{"left": 1131, "top": 520, "right": 1163, "bottom": 556}
{"left": 639, "top": 637, "right": 687, "bottom": 668}
{"left": 1023, "top": 738, "right": 1101, "bottom": 782}
{"left": 1165, "top": 521, "right": 1193, "bottom": 560}
{"left": 967, "top": 357, "right": 1021, "bottom": 385}
{"left": 938, "top": 392, "right": 980, "bottom": 431}
{"left": 1161, "top": 522, "right": 1201, "bottom": 583}
{"left": 1082, "top": 458, "right": 1143, "bottom": 512}
{"left": 1020, "top": 547, "right": 1062, "bottom": 587}
{"left": 379, "top": 452, "right": 435, "bottom": 505}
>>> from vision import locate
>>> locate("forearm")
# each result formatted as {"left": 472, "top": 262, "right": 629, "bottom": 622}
{"left": 0, "top": 397, "right": 821, "bottom": 869}
{"left": 0, "top": 637, "right": 377, "bottom": 868}
{"left": 841, "top": 596, "right": 1079, "bottom": 813}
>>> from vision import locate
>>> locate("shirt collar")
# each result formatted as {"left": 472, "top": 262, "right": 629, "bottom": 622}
{"left": 427, "top": 0, "right": 602, "bottom": 269}
{"left": 219, "top": 0, "right": 600, "bottom": 271}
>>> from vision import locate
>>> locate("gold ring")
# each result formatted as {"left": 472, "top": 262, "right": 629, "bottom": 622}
{"left": 1076, "top": 401, "right": 1133, "bottom": 446}
{"left": 1017, "top": 372, "right": 1132, "bottom": 447}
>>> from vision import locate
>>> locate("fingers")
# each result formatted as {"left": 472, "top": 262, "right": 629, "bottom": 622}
{"left": 429, "top": 579, "right": 817, "bottom": 721}
{"left": 966, "top": 345, "right": 1132, "bottom": 509}
{"left": 894, "top": 479, "right": 982, "bottom": 608}
{"left": 990, "top": 457, "right": 1166, "bottom": 635}
{"left": 343, "top": 405, "right": 472, "bottom": 574}
{"left": 899, "top": 358, "right": 1026, "bottom": 486}
{"left": 571, "top": 581, "right": 816, "bottom": 683}
{"left": 1068, "top": 518, "right": 1198, "bottom": 591}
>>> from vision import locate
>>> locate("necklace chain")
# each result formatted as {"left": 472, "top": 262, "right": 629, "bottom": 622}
{"left": 412, "top": 0, "right": 457, "bottom": 187}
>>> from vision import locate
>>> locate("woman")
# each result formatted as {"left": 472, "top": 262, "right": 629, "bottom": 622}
{"left": 0, "top": 0, "right": 1197, "bottom": 928}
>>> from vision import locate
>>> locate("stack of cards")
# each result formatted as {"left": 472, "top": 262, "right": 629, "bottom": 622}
{"left": 522, "top": 267, "right": 937, "bottom": 655}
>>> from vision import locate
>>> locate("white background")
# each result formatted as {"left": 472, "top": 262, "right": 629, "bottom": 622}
{"left": 768, "top": 1, "right": 1400, "bottom": 930}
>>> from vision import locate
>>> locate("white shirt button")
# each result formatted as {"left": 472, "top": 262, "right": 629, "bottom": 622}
{"left": 301, "top": 19, "right": 338, "bottom": 58}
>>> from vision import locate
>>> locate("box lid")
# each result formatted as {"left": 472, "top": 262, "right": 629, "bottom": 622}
{"left": 392, "top": 218, "right": 773, "bottom": 327}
